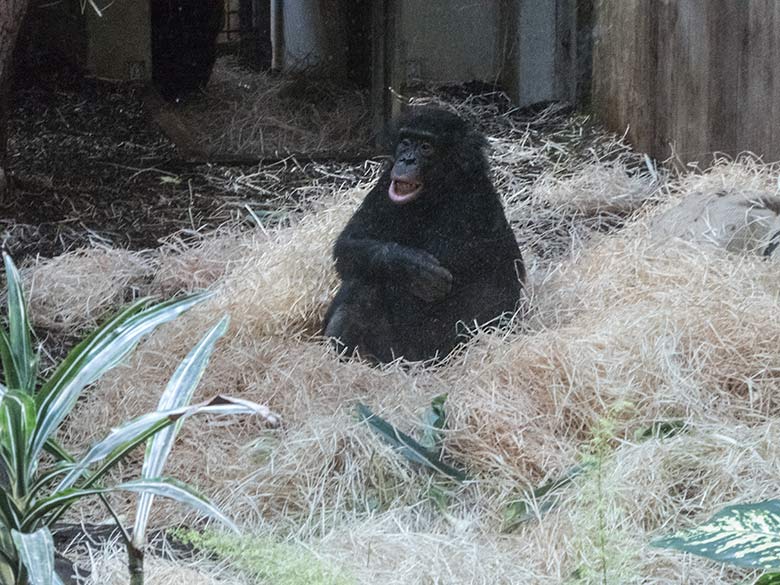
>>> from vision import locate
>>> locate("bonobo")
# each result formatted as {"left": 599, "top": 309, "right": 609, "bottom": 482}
{"left": 323, "top": 107, "right": 524, "bottom": 362}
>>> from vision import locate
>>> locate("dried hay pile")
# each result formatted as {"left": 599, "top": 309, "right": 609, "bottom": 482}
{"left": 176, "top": 58, "right": 372, "bottom": 156}
{"left": 21, "top": 108, "right": 780, "bottom": 583}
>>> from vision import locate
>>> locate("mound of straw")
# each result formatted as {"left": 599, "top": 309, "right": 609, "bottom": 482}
{"left": 175, "top": 58, "right": 372, "bottom": 156}
{"left": 24, "top": 106, "right": 780, "bottom": 583}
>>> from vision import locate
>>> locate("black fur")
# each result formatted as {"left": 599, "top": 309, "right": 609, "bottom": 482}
{"left": 323, "top": 107, "right": 524, "bottom": 362}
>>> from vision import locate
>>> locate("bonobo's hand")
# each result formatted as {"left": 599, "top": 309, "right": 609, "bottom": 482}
{"left": 403, "top": 249, "right": 453, "bottom": 302}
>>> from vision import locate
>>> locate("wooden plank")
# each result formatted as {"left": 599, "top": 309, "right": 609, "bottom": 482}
{"left": 739, "top": 1, "right": 773, "bottom": 160}
{"left": 667, "top": 0, "right": 711, "bottom": 164}
{"left": 592, "top": 0, "right": 657, "bottom": 154}
{"left": 772, "top": 2, "right": 780, "bottom": 161}
{"left": 652, "top": 0, "right": 675, "bottom": 160}
{"left": 593, "top": 0, "right": 780, "bottom": 165}
{"left": 707, "top": 0, "right": 745, "bottom": 158}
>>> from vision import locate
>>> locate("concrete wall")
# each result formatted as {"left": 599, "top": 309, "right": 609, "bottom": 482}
{"left": 87, "top": 1, "right": 152, "bottom": 82}
{"left": 395, "top": 0, "right": 579, "bottom": 107}
{"left": 501, "top": 0, "right": 577, "bottom": 107}
{"left": 398, "top": 0, "right": 502, "bottom": 83}
{"left": 282, "top": 0, "right": 347, "bottom": 75}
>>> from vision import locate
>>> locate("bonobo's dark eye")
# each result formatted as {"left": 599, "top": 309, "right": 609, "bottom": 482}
{"left": 420, "top": 142, "right": 434, "bottom": 155}
{"left": 399, "top": 138, "right": 412, "bottom": 149}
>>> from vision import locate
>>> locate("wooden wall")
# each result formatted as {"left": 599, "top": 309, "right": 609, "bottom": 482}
{"left": 593, "top": 0, "right": 780, "bottom": 165}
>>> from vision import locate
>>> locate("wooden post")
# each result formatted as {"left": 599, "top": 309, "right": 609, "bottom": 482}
{"left": 371, "top": 0, "right": 401, "bottom": 141}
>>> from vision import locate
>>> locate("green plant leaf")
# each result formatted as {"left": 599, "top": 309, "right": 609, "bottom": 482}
{"left": 356, "top": 403, "right": 466, "bottom": 482}
{"left": 0, "top": 485, "right": 22, "bottom": 530}
{"left": 31, "top": 292, "right": 212, "bottom": 469}
{"left": 652, "top": 500, "right": 780, "bottom": 571}
{"left": 25, "top": 475, "right": 239, "bottom": 535}
{"left": 11, "top": 527, "right": 58, "bottom": 585}
{"left": 119, "top": 478, "right": 239, "bottom": 533}
{"left": 133, "top": 316, "right": 229, "bottom": 547}
{"left": 756, "top": 573, "right": 780, "bottom": 585}
{"left": 28, "top": 477, "right": 238, "bottom": 534}
{"left": 419, "top": 393, "right": 447, "bottom": 453}
{"left": 0, "top": 390, "right": 37, "bottom": 497}
{"left": 53, "top": 395, "right": 275, "bottom": 500}
{"left": 2, "top": 254, "right": 38, "bottom": 395}
{"left": 0, "top": 524, "right": 17, "bottom": 566}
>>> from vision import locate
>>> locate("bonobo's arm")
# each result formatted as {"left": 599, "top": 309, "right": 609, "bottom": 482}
{"left": 334, "top": 204, "right": 452, "bottom": 302}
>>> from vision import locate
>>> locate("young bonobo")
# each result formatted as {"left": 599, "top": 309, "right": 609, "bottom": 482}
{"left": 323, "top": 107, "right": 524, "bottom": 362}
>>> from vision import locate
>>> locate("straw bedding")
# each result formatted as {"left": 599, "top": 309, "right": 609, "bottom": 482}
{"left": 22, "top": 121, "right": 780, "bottom": 583}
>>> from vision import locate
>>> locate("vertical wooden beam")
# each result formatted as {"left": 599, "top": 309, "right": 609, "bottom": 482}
{"left": 740, "top": 1, "right": 776, "bottom": 160}
{"left": 592, "top": 0, "right": 658, "bottom": 155}
{"left": 574, "top": 0, "right": 595, "bottom": 107}
{"left": 773, "top": 2, "right": 780, "bottom": 160}
{"left": 252, "top": 0, "right": 273, "bottom": 70}
{"left": 707, "top": 0, "right": 743, "bottom": 157}
{"left": 370, "top": 0, "right": 388, "bottom": 139}
{"left": 370, "top": 0, "right": 401, "bottom": 140}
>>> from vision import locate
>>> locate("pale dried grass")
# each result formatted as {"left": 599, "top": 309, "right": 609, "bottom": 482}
{"left": 84, "top": 543, "right": 251, "bottom": 585}
{"left": 23, "top": 134, "right": 780, "bottom": 582}
{"left": 177, "top": 58, "right": 371, "bottom": 156}
{"left": 23, "top": 248, "right": 156, "bottom": 332}
{"left": 531, "top": 161, "right": 659, "bottom": 215}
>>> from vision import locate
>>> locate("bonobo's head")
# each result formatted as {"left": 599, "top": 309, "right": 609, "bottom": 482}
{"left": 388, "top": 107, "right": 489, "bottom": 206}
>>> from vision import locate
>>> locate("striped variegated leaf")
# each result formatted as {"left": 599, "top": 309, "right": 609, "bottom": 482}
{"left": 55, "top": 396, "right": 276, "bottom": 493}
{"left": 119, "top": 478, "right": 238, "bottom": 533}
{"left": 30, "top": 292, "right": 212, "bottom": 467}
{"left": 134, "top": 316, "right": 229, "bottom": 547}
{"left": 11, "top": 527, "right": 56, "bottom": 585}
{"left": 0, "top": 390, "right": 36, "bottom": 496}
{"left": 653, "top": 500, "right": 780, "bottom": 571}
{"left": 24, "top": 476, "right": 239, "bottom": 535}
{"left": 2, "top": 254, "right": 38, "bottom": 395}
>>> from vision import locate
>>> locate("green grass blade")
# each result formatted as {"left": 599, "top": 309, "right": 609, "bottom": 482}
{"left": 756, "top": 573, "right": 780, "bottom": 585}
{"left": 11, "top": 527, "right": 56, "bottom": 585}
{"left": 356, "top": 403, "right": 466, "bottom": 482}
{"left": 653, "top": 500, "right": 780, "bottom": 571}
{"left": 134, "top": 316, "right": 229, "bottom": 547}
{"left": 31, "top": 292, "right": 212, "bottom": 466}
{"left": 2, "top": 254, "right": 38, "bottom": 395}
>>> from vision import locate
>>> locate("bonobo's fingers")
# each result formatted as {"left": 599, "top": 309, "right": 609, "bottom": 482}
{"left": 406, "top": 252, "right": 453, "bottom": 302}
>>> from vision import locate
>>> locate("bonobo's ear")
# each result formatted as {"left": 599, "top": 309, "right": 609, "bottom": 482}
{"left": 453, "top": 128, "right": 490, "bottom": 177}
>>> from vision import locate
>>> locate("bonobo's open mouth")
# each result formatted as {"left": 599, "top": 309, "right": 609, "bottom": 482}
{"left": 389, "top": 178, "right": 423, "bottom": 204}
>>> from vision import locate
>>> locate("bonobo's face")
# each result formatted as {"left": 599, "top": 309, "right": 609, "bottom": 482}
{"left": 388, "top": 108, "right": 469, "bottom": 206}
{"left": 388, "top": 129, "right": 436, "bottom": 205}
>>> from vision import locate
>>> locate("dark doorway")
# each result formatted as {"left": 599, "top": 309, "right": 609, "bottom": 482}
{"left": 344, "top": 0, "right": 373, "bottom": 88}
{"left": 150, "top": 0, "right": 224, "bottom": 101}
